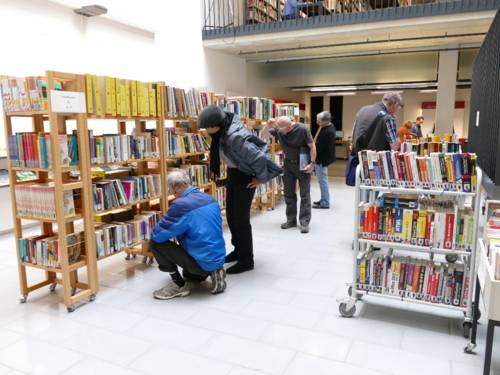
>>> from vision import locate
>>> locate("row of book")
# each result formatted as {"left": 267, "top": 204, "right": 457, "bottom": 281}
{"left": 0, "top": 76, "right": 62, "bottom": 112}
{"left": 89, "top": 132, "right": 160, "bottom": 164}
{"left": 226, "top": 97, "right": 275, "bottom": 120}
{"left": 95, "top": 211, "right": 161, "bottom": 258}
{"left": 359, "top": 201, "right": 475, "bottom": 251}
{"left": 486, "top": 200, "right": 500, "bottom": 280}
{"left": 164, "top": 129, "right": 210, "bottom": 156}
{"left": 8, "top": 133, "right": 78, "bottom": 169}
{"left": 14, "top": 183, "right": 76, "bottom": 219}
{"left": 181, "top": 165, "right": 211, "bottom": 188}
{"left": 399, "top": 140, "right": 465, "bottom": 155}
{"left": 356, "top": 253, "right": 470, "bottom": 307}
{"left": 216, "top": 186, "right": 226, "bottom": 209}
{"left": 358, "top": 150, "right": 477, "bottom": 192}
{"left": 274, "top": 104, "right": 299, "bottom": 118}
{"left": 19, "top": 231, "right": 84, "bottom": 268}
{"left": 92, "top": 174, "right": 161, "bottom": 212}
{"left": 163, "top": 86, "right": 225, "bottom": 118}
{"left": 85, "top": 75, "right": 160, "bottom": 117}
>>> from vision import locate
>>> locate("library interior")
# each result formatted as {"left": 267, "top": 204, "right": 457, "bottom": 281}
{"left": 2, "top": 0, "right": 500, "bottom": 374}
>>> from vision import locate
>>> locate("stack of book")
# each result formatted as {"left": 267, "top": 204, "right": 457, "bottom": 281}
{"left": 358, "top": 150, "right": 477, "bottom": 192}
{"left": 85, "top": 75, "right": 160, "bottom": 117}
{"left": 226, "top": 97, "right": 274, "bottom": 120}
{"left": 15, "top": 183, "right": 75, "bottom": 219}
{"left": 94, "top": 211, "right": 161, "bottom": 258}
{"left": 8, "top": 133, "right": 78, "bottom": 168}
{"left": 164, "top": 129, "right": 210, "bottom": 156}
{"left": 19, "top": 231, "right": 84, "bottom": 267}
{"left": 359, "top": 195, "right": 475, "bottom": 251}
{"left": 181, "top": 165, "right": 210, "bottom": 187}
{"left": 89, "top": 131, "right": 160, "bottom": 164}
{"left": 356, "top": 253, "right": 470, "bottom": 307}
{"left": 0, "top": 76, "right": 62, "bottom": 112}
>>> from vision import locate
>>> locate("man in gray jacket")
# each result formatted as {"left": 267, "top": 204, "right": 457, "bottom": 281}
{"left": 198, "top": 106, "right": 282, "bottom": 274}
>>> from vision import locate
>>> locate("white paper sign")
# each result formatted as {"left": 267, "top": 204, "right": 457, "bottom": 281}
{"left": 50, "top": 90, "right": 86, "bottom": 113}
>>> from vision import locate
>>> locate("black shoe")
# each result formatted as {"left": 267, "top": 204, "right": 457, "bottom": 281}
{"left": 225, "top": 251, "right": 238, "bottom": 263}
{"left": 226, "top": 262, "right": 254, "bottom": 274}
{"left": 281, "top": 221, "right": 297, "bottom": 229}
{"left": 300, "top": 224, "right": 309, "bottom": 234}
{"left": 313, "top": 200, "right": 321, "bottom": 205}
{"left": 313, "top": 203, "right": 330, "bottom": 209}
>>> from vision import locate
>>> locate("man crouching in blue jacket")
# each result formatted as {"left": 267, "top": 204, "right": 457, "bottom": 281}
{"left": 150, "top": 170, "right": 226, "bottom": 300}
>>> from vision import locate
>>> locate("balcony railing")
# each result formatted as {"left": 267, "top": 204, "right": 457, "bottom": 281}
{"left": 202, "top": 0, "right": 500, "bottom": 39}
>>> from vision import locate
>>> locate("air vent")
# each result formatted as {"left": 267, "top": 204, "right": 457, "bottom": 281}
{"left": 74, "top": 5, "right": 107, "bottom": 17}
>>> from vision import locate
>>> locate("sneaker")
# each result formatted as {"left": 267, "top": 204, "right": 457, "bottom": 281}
{"left": 281, "top": 221, "right": 297, "bottom": 229}
{"left": 210, "top": 268, "right": 226, "bottom": 294}
{"left": 313, "top": 203, "right": 330, "bottom": 209}
{"left": 225, "top": 251, "right": 238, "bottom": 263}
{"left": 153, "top": 281, "right": 191, "bottom": 300}
{"left": 226, "top": 261, "right": 254, "bottom": 274}
{"left": 300, "top": 224, "right": 309, "bottom": 234}
{"left": 313, "top": 200, "right": 321, "bottom": 205}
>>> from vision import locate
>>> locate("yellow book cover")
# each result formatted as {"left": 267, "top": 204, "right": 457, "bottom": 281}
{"left": 110, "top": 77, "right": 117, "bottom": 116}
{"left": 402, "top": 209, "right": 413, "bottom": 242}
{"left": 85, "top": 74, "right": 94, "bottom": 114}
{"left": 148, "top": 83, "right": 156, "bottom": 117}
{"left": 92, "top": 75, "right": 103, "bottom": 116}
{"left": 143, "top": 84, "right": 150, "bottom": 117}
{"left": 120, "top": 82, "right": 127, "bottom": 116}
{"left": 417, "top": 210, "right": 427, "bottom": 244}
{"left": 125, "top": 80, "right": 131, "bottom": 117}
{"left": 137, "top": 81, "right": 144, "bottom": 116}
{"left": 115, "top": 78, "right": 122, "bottom": 116}
{"left": 131, "top": 80, "right": 138, "bottom": 116}
{"left": 104, "top": 77, "right": 113, "bottom": 115}
{"left": 155, "top": 84, "right": 162, "bottom": 117}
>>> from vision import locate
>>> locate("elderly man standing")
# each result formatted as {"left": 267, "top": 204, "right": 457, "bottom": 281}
{"left": 150, "top": 170, "right": 226, "bottom": 300}
{"left": 266, "top": 116, "right": 316, "bottom": 233}
{"left": 313, "top": 111, "right": 336, "bottom": 209}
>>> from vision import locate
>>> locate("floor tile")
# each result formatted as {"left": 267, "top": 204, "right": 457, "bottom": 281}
{"left": 0, "top": 328, "right": 23, "bottom": 350}
{"left": 0, "top": 364, "right": 12, "bottom": 375}
{"left": 228, "top": 367, "right": 267, "bottom": 375}
{"left": 450, "top": 362, "right": 483, "bottom": 375}
{"left": 62, "top": 357, "right": 144, "bottom": 375}
{"left": 240, "top": 301, "right": 322, "bottom": 329}
{"left": 126, "top": 295, "right": 202, "bottom": 323}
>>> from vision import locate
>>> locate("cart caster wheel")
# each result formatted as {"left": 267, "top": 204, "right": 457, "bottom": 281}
{"left": 88, "top": 294, "right": 96, "bottom": 302}
{"left": 67, "top": 305, "right": 76, "bottom": 313}
{"left": 464, "top": 342, "right": 476, "bottom": 354}
{"left": 49, "top": 283, "right": 57, "bottom": 293}
{"left": 142, "top": 257, "right": 147, "bottom": 264}
{"left": 125, "top": 254, "right": 131, "bottom": 261}
{"left": 339, "top": 302, "right": 356, "bottom": 318}
{"left": 348, "top": 286, "right": 362, "bottom": 300}
{"left": 71, "top": 288, "right": 77, "bottom": 296}
{"left": 19, "top": 294, "right": 28, "bottom": 303}
{"left": 445, "top": 253, "right": 458, "bottom": 263}
{"left": 463, "top": 322, "right": 472, "bottom": 338}
{"left": 148, "top": 257, "right": 154, "bottom": 265}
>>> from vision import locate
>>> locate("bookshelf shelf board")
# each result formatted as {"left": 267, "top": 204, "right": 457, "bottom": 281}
{"left": 94, "top": 196, "right": 162, "bottom": 216}
{"left": 358, "top": 239, "right": 471, "bottom": 256}
{"left": 21, "top": 258, "right": 87, "bottom": 273}
{"left": 5, "top": 110, "right": 49, "bottom": 117}
{"left": 359, "top": 185, "right": 476, "bottom": 197}
{"left": 16, "top": 213, "right": 83, "bottom": 223}
{"left": 197, "top": 183, "right": 213, "bottom": 190}
{"left": 10, "top": 165, "right": 79, "bottom": 173}
{"left": 97, "top": 240, "right": 147, "bottom": 261}
{"left": 165, "top": 151, "right": 208, "bottom": 159}
{"left": 356, "top": 288, "right": 468, "bottom": 313}
{"left": 62, "top": 181, "right": 83, "bottom": 191}
{"left": 91, "top": 158, "right": 160, "bottom": 167}
{"left": 87, "top": 114, "right": 160, "bottom": 121}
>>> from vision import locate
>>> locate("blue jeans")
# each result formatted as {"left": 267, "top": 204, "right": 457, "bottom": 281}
{"left": 315, "top": 164, "right": 330, "bottom": 207}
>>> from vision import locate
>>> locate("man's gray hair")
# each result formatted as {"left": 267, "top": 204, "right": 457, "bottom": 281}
{"left": 382, "top": 92, "right": 404, "bottom": 106}
{"left": 276, "top": 116, "right": 292, "bottom": 126}
{"left": 316, "top": 111, "right": 331, "bottom": 123}
{"left": 168, "top": 170, "right": 191, "bottom": 192}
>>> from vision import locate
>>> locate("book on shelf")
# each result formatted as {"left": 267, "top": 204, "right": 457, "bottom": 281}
{"left": 486, "top": 200, "right": 500, "bottom": 280}
{"left": 164, "top": 128, "right": 210, "bottom": 156}
{"left": 256, "top": 181, "right": 273, "bottom": 203}
{"left": 216, "top": 186, "right": 226, "bottom": 209}
{"left": 356, "top": 252, "right": 470, "bottom": 307}
{"left": 180, "top": 165, "right": 210, "bottom": 187}
{"left": 399, "top": 137, "right": 465, "bottom": 155}
{"left": 14, "top": 183, "right": 76, "bottom": 219}
{"left": 358, "top": 195, "right": 475, "bottom": 251}
{"left": 19, "top": 231, "right": 84, "bottom": 267}
{"left": 94, "top": 211, "right": 161, "bottom": 258}
{"left": 163, "top": 86, "right": 225, "bottom": 118}
{"left": 89, "top": 131, "right": 159, "bottom": 164}
{"left": 358, "top": 150, "right": 477, "bottom": 192}
{"left": 226, "top": 97, "right": 274, "bottom": 120}
{"left": 274, "top": 103, "right": 299, "bottom": 118}
{"left": 0, "top": 76, "right": 62, "bottom": 112}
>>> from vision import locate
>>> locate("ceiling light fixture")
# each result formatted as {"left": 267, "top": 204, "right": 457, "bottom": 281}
{"left": 371, "top": 90, "right": 404, "bottom": 95}
{"left": 327, "top": 92, "right": 356, "bottom": 96}
{"left": 74, "top": 4, "right": 107, "bottom": 17}
{"left": 419, "top": 89, "right": 438, "bottom": 93}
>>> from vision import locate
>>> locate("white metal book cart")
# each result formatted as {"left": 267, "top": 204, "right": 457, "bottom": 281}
{"left": 339, "top": 164, "right": 483, "bottom": 338}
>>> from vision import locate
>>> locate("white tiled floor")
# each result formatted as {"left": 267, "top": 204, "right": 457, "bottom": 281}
{"left": 0, "top": 177, "right": 499, "bottom": 375}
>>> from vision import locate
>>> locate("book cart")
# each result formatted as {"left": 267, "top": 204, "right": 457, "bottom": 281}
{"left": 3, "top": 71, "right": 98, "bottom": 312}
{"left": 339, "top": 162, "right": 483, "bottom": 338}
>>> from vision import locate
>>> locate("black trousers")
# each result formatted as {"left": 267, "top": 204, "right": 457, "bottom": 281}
{"left": 283, "top": 160, "right": 311, "bottom": 225}
{"left": 150, "top": 240, "right": 210, "bottom": 281}
{"left": 226, "top": 168, "right": 256, "bottom": 265}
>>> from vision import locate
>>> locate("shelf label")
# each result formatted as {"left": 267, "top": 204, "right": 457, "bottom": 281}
{"left": 50, "top": 90, "right": 86, "bottom": 113}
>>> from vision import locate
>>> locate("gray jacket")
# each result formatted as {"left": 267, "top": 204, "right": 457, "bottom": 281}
{"left": 221, "top": 114, "right": 282, "bottom": 183}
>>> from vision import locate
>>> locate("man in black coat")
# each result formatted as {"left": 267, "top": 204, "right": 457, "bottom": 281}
{"left": 313, "top": 111, "right": 336, "bottom": 209}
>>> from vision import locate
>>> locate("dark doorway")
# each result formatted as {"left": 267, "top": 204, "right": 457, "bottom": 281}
{"left": 329, "top": 96, "right": 343, "bottom": 132}
{"left": 310, "top": 96, "right": 323, "bottom": 137}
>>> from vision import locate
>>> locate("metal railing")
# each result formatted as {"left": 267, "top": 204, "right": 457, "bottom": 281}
{"left": 202, "top": 0, "right": 498, "bottom": 39}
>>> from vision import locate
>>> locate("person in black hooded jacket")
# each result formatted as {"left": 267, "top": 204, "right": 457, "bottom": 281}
{"left": 198, "top": 105, "right": 282, "bottom": 274}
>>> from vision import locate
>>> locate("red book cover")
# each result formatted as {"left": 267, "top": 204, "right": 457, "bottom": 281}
{"left": 444, "top": 213, "right": 455, "bottom": 249}
{"left": 412, "top": 264, "right": 421, "bottom": 292}
{"left": 31, "top": 134, "right": 39, "bottom": 168}
{"left": 21, "top": 133, "right": 28, "bottom": 166}
{"left": 372, "top": 206, "right": 379, "bottom": 240}
{"left": 399, "top": 262, "right": 406, "bottom": 291}
{"left": 411, "top": 210, "right": 419, "bottom": 245}
{"left": 425, "top": 212, "right": 433, "bottom": 246}
{"left": 404, "top": 154, "right": 413, "bottom": 182}
{"left": 398, "top": 154, "right": 406, "bottom": 181}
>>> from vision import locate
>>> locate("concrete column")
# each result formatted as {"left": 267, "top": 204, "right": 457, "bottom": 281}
{"left": 435, "top": 50, "right": 459, "bottom": 135}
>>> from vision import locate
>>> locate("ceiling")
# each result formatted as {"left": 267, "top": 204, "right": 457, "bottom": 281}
{"left": 204, "top": 10, "right": 496, "bottom": 62}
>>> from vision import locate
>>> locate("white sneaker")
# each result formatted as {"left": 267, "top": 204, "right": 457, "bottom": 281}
{"left": 209, "top": 268, "right": 226, "bottom": 294}
{"left": 153, "top": 281, "right": 191, "bottom": 300}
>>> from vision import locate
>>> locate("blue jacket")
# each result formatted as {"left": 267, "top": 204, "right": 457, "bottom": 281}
{"left": 151, "top": 187, "right": 225, "bottom": 272}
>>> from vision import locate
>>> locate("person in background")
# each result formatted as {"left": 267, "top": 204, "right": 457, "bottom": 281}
{"left": 266, "top": 116, "right": 316, "bottom": 233}
{"left": 283, "top": 0, "right": 298, "bottom": 19}
{"left": 313, "top": 111, "right": 336, "bottom": 209}
{"left": 150, "top": 170, "right": 226, "bottom": 300}
{"left": 351, "top": 91, "right": 403, "bottom": 154}
{"left": 398, "top": 120, "right": 416, "bottom": 142}
{"left": 411, "top": 116, "right": 424, "bottom": 138}
{"left": 198, "top": 105, "right": 281, "bottom": 274}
